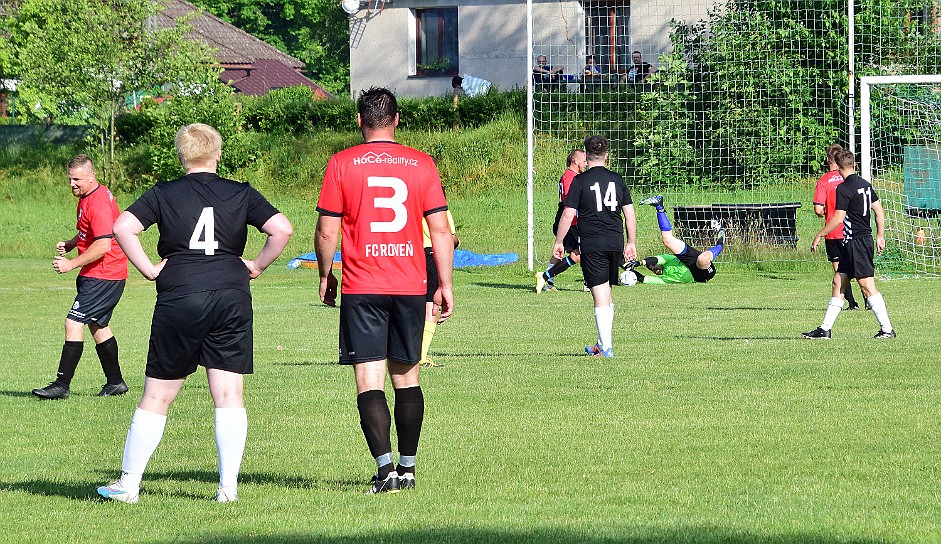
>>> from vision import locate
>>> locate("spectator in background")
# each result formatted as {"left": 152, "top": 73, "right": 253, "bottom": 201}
{"left": 624, "top": 51, "right": 656, "bottom": 84}
{"left": 533, "top": 55, "right": 563, "bottom": 90}
{"left": 584, "top": 54, "right": 601, "bottom": 75}
{"left": 451, "top": 76, "right": 464, "bottom": 108}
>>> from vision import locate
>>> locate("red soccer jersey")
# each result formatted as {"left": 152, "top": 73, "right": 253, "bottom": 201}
{"left": 317, "top": 141, "right": 448, "bottom": 295}
{"left": 76, "top": 185, "right": 128, "bottom": 280}
{"left": 559, "top": 168, "right": 577, "bottom": 225}
{"left": 813, "top": 170, "right": 845, "bottom": 240}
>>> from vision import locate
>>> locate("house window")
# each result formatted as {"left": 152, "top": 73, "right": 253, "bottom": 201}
{"left": 584, "top": 0, "right": 630, "bottom": 73}
{"left": 909, "top": 5, "right": 938, "bottom": 34}
{"left": 416, "top": 8, "right": 459, "bottom": 76}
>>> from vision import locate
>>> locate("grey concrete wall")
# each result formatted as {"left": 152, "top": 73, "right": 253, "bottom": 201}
{"left": 630, "top": 0, "right": 717, "bottom": 67}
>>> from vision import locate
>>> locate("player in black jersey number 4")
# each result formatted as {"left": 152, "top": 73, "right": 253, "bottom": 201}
{"left": 98, "top": 124, "right": 294, "bottom": 504}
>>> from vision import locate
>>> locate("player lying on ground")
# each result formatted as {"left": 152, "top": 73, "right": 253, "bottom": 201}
{"left": 621, "top": 195, "right": 724, "bottom": 285}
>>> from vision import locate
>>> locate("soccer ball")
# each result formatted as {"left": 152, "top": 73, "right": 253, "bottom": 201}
{"left": 619, "top": 270, "right": 637, "bottom": 286}
{"left": 341, "top": 0, "right": 360, "bottom": 14}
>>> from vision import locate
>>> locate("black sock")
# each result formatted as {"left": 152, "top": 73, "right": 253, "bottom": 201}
{"left": 377, "top": 462, "right": 394, "bottom": 480}
{"left": 95, "top": 337, "right": 123, "bottom": 385}
{"left": 634, "top": 271, "right": 646, "bottom": 283}
{"left": 55, "top": 341, "right": 84, "bottom": 387}
{"left": 357, "top": 390, "right": 392, "bottom": 462}
{"left": 546, "top": 258, "right": 573, "bottom": 280}
{"left": 394, "top": 386, "right": 424, "bottom": 459}
{"left": 844, "top": 285, "right": 857, "bottom": 306}
{"left": 396, "top": 464, "right": 415, "bottom": 475}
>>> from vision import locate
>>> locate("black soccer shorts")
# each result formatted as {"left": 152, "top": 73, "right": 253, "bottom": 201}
{"left": 837, "top": 235, "right": 876, "bottom": 279}
{"left": 68, "top": 276, "right": 125, "bottom": 327}
{"left": 425, "top": 247, "right": 439, "bottom": 303}
{"left": 552, "top": 209, "right": 580, "bottom": 255}
{"left": 338, "top": 294, "right": 425, "bottom": 365}
{"left": 581, "top": 250, "right": 623, "bottom": 288}
{"left": 675, "top": 244, "right": 716, "bottom": 283}
{"left": 146, "top": 289, "right": 253, "bottom": 379}
{"left": 824, "top": 239, "right": 843, "bottom": 262}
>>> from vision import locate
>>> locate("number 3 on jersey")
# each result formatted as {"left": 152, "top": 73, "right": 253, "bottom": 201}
{"left": 369, "top": 176, "right": 408, "bottom": 233}
{"left": 190, "top": 207, "right": 219, "bottom": 255}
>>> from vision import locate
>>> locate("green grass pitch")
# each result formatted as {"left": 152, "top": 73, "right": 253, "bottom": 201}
{"left": 0, "top": 256, "right": 940, "bottom": 543}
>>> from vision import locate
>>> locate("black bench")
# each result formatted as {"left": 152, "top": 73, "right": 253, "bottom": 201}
{"left": 671, "top": 203, "right": 802, "bottom": 247}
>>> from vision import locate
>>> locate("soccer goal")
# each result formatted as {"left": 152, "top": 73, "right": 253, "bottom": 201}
{"left": 861, "top": 75, "right": 941, "bottom": 276}
{"left": 524, "top": 0, "right": 941, "bottom": 273}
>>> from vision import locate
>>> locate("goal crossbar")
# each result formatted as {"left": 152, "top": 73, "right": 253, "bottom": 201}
{"left": 860, "top": 75, "right": 941, "bottom": 180}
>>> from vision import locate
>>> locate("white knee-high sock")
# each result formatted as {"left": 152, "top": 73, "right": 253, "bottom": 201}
{"left": 821, "top": 297, "right": 844, "bottom": 330}
{"left": 867, "top": 292, "right": 893, "bottom": 332}
{"left": 121, "top": 408, "right": 168, "bottom": 490}
{"left": 594, "top": 305, "right": 614, "bottom": 351}
{"left": 215, "top": 407, "right": 248, "bottom": 489}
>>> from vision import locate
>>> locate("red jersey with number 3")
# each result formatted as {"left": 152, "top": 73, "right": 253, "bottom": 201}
{"left": 317, "top": 141, "right": 448, "bottom": 295}
{"left": 76, "top": 185, "right": 128, "bottom": 280}
{"left": 813, "top": 170, "right": 845, "bottom": 240}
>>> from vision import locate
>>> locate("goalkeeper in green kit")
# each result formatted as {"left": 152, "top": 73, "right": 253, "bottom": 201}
{"left": 621, "top": 195, "right": 725, "bottom": 286}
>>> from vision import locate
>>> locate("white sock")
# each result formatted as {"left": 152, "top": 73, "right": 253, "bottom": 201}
{"left": 820, "top": 297, "right": 844, "bottom": 331}
{"left": 594, "top": 305, "right": 614, "bottom": 351}
{"left": 867, "top": 292, "right": 893, "bottom": 332}
{"left": 215, "top": 407, "right": 248, "bottom": 489}
{"left": 120, "top": 408, "right": 167, "bottom": 490}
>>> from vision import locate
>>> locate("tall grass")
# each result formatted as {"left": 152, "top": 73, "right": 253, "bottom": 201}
{"left": 0, "top": 119, "right": 840, "bottom": 273}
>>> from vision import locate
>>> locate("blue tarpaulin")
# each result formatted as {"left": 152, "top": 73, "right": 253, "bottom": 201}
{"left": 288, "top": 249, "right": 518, "bottom": 269}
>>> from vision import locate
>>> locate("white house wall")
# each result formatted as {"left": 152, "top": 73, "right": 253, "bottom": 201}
{"left": 348, "top": 0, "right": 714, "bottom": 98}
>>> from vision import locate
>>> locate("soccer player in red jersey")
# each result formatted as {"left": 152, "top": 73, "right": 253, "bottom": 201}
{"left": 536, "top": 148, "right": 586, "bottom": 292}
{"left": 32, "top": 155, "right": 129, "bottom": 400}
{"left": 813, "top": 144, "right": 862, "bottom": 309}
{"left": 315, "top": 87, "right": 454, "bottom": 494}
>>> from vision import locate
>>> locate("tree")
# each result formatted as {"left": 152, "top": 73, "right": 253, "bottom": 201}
{"left": 188, "top": 0, "right": 350, "bottom": 95}
{"left": 6, "top": 0, "right": 221, "bottom": 180}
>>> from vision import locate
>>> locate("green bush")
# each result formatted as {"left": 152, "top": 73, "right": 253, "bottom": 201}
{"left": 307, "top": 97, "right": 358, "bottom": 131}
{"left": 457, "top": 89, "right": 526, "bottom": 127}
{"left": 118, "top": 83, "right": 242, "bottom": 188}
{"left": 241, "top": 86, "right": 316, "bottom": 134}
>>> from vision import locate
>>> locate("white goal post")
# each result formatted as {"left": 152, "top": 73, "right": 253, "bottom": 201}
{"left": 859, "top": 74, "right": 941, "bottom": 276}
{"left": 859, "top": 75, "right": 941, "bottom": 181}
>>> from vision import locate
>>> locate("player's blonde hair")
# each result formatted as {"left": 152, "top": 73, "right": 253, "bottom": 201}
{"left": 175, "top": 123, "right": 222, "bottom": 170}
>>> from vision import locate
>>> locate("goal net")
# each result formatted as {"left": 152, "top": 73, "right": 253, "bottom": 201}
{"left": 861, "top": 75, "right": 941, "bottom": 276}
{"left": 527, "top": 0, "right": 941, "bottom": 272}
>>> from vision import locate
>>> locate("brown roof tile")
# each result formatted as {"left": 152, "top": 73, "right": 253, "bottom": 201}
{"left": 155, "top": 0, "right": 304, "bottom": 69}
{"left": 221, "top": 59, "right": 334, "bottom": 98}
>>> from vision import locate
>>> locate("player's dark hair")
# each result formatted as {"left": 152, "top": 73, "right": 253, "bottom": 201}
{"left": 451, "top": 76, "right": 463, "bottom": 88}
{"left": 565, "top": 149, "right": 582, "bottom": 167}
{"left": 835, "top": 149, "right": 855, "bottom": 170}
{"left": 584, "top": 135, "right": 608, "bottom": 162}
{"left": 67, "top": 154, "right": 95, "bottom": 174}
{"left": 357, "top": 87, "right": 398, "bottom": 129}
{"left": 826, "top": 143, "right": 843, "bottom": 164}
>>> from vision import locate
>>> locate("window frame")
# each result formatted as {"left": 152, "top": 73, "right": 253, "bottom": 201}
{"left": 414, "top": 7, "right": 459, "bottom": 77}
